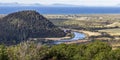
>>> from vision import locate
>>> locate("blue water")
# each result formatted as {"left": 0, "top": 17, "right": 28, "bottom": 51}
{"left": 53, "top": 32, "right": 86, "bottom": 44}
{"left": 1, "top": 6, "right": 120, "bottom": 14}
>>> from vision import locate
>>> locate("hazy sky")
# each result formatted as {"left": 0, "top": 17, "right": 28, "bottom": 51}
{"left": 0, "top": 0, "right": 120, "bottom": 6}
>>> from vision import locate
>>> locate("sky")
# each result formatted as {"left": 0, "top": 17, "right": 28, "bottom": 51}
{"left": 0, "top": 0, "right": 120, "bottom": 6}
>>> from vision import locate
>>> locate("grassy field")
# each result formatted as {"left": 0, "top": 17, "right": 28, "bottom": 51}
{"left": 45, "top": 14, "right": 120, "bottom": 29}
{"left": 45, "top": 14, "right": 120, "bottom": 35}
{"left": 99, "top": 28, "right": 120, "bottom": 36}
{"left": 45, "top": 14, "right": 120, "bottom": 49}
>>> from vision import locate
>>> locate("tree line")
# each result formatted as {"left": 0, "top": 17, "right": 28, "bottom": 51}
{"left": 0, "top": 41, "right": 120, "bottom": 60}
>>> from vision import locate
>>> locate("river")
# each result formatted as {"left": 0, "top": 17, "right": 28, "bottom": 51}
{"left": 53, "top": 32, "right": 86, "bottom": 44}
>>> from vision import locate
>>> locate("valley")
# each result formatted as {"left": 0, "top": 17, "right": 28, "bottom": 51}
{"left": 0, "top": 11, "right": 120, "bottom": 60}
{"left": 44, "top": 14, "right": 120, "bottom": 49}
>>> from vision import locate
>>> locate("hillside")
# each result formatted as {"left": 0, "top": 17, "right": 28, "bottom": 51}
{"left": 0, "top": 10, "right": 65, "bottom": 45}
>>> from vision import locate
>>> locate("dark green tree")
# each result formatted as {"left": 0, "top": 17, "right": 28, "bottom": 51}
{"left": 0, "top": 45, "right": 9, "bottom": 60}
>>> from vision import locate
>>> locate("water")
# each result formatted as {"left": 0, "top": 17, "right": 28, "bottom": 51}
{"left": 53, "top": 32, "right": 86, "bottom": 44}
{"left": 1, "top": 6, "right": 120, "bottom": 14}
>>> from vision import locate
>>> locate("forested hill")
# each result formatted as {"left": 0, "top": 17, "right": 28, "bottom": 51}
{"left": 0, "top": 10, "right": 66, "bottom": 45}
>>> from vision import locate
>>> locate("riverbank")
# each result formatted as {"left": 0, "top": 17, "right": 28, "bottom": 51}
{"left": 29, "top": 31, "right": 87, "bottom": 45}
{"left": 44, "top": 31, "right": 86, "bottom": 41}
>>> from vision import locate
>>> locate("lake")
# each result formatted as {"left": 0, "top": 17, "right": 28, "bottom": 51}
{"left": 1, "top": 6, "right": 120, "bottom": 14}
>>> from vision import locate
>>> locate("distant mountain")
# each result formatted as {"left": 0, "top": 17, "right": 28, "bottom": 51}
{"left": 0, "top": 2, "right": 21, "bottom": 6}
{"left": 0, "top": 3, "right": 42, "bottom": 6}
{"left": 0, "top": 3, "right": 82, "bottom": 7}
{"left": 116, "top": 4, "right": 120, "bottom": 6}
{"left": 0, "top": 10, "right": 66, "bottom": 45}
{"left": 51, "top": 3, "right": 80, "bottom": 7}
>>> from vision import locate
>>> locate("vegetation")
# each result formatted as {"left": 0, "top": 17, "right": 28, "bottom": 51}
{"left": 0, "top": 10, "right": 66, "bottom": 45}
{"left": 46, "top": 15, "right": 120, "bottom": 31}
{"left": 46, "top": 14, "right": 120, "bottom": 49}
{"left": 99, "top": 28, "right": 120, "bottom": 36}
{"left": 0, "top": 41, "right": 119, "bottom": 60}
{"left": 0, "top": 12, "right": 120, "bottom": 60}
